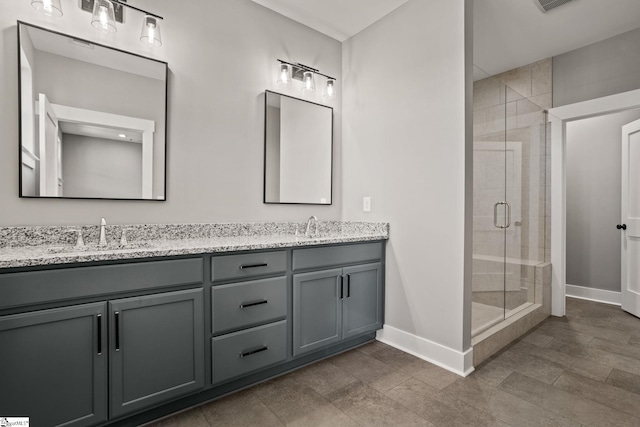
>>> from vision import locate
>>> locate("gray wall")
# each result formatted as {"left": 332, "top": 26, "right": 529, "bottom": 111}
{"left": 62, "top": 134, "right": 142, "bottom": 199}
{"left": 566, "top": 109, "right": 640, "bottom": 292}
{"left": 553, "top": 27, "right": 640, "bottom": 107}
{"left": 0, "top": 0, "right": 342, "bottom": 226}
{"left": 342, "top": 0, "right": 473, "bottom": 360}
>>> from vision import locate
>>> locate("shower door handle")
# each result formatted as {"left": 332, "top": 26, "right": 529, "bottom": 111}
{"left": 493, "top": 201, "right": 511, "bottom": 229}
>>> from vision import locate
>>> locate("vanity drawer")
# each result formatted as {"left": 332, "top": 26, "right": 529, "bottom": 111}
{"left": 211, "top": 251, "right": 286, "bottom": 282}
{"left": 292, "top": 242, "right": 383, "bottom": 271}
{"left": 212, "top": 277, "right": 287, "bottom": 334}
{"left": 211, "top": 320, "right": 287, "bottom": 384}
{"left": 0, "top": 258, "right": 204, "bottom": 310}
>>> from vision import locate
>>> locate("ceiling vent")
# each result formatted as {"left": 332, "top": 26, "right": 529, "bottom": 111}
{"left": 531, "top": 0, "right": 576, "bottom": 13}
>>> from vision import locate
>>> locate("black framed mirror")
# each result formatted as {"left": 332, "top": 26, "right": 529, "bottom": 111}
{"left": 18, "top": 21, "right": 168, "bottom": 200}
{"left": 263, "top": 90, "right": 333, "bottom": 205}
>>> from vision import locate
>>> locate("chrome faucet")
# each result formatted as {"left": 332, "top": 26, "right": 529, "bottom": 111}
{"left": 305, "top": 216, "right": 318, "bottom": 237}
{"left": 99, "top": 217, "right": 108, "bottom": 247}
{"left": 65, "top": 227, "right": 84, "bottom": 248}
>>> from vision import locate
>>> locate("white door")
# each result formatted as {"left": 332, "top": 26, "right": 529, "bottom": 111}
{"left": 621, "top": 118, "right": 640, "bottom": 318}
{"left": 38, "top": 93, "right": 60, "bottom": 197}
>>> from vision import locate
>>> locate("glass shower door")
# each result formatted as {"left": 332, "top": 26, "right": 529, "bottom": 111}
{"left": 472, "top": 77, "right": 548, "bottom": 337}
{"left": 472, "top": 77, "right": 508, "bottom": 336}
{"left": 503, "top": 92, "right": 547, "bottom": 320}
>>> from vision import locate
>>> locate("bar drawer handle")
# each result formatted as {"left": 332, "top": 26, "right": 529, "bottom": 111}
{"left": 239, "top": 345, "right": 268, "bottom": 358}
{"left": 239, "top": 299, "right": 268, "bottom": 309}
{"left": 97, "top": 314, "right": 102, "bottom": 355}
{"left": 115, "top": 311, "right": 120, "bottom": 351}
{"left": 239, "top": 263, "right": 268, "bottom": 270}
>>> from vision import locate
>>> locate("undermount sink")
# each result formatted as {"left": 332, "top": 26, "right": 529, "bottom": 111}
{"left": 47, "top": 241, "right": 152, "bottom": 254}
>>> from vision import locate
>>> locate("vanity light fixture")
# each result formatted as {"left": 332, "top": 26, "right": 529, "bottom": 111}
{"left": 140, "top": 15, "right": 162, "bottom": 47}
{"left": 81, "top": 0, "right": 164, "bottom": 46}
{"left": 31, "top": 0, "right": 63, "bottom": 17}
{"left": 91, "top": 0, "right": 117, "bottom": 33}
{"left": 325, "top": 78, "right": 336, "bottom": 99}
{"left": 301, "top": 71, "right": 315, "bottom": 93}
{"left": 277, "top": 63, "right": 292, "bottom": 86}
{"left": 276, "top": 59, "right": 337, "bottom": 99}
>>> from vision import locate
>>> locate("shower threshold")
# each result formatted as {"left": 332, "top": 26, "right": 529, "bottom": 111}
{"left": 471, "top": 301, "right": 534, "bottom": 337}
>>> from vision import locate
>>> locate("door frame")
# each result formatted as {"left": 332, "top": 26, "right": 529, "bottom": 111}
{"left": 35, "top": 98, "right": 156, "bottom": 199}
{"left": 549, "top": 88, "right": 640, "bottom": 317}
{"left": 621, "top": 119, "right": 640, "bottom": 317}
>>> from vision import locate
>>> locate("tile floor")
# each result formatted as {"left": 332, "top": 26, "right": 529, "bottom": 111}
{"left": 147, "top": 298, "right": 640, "bottom": 426}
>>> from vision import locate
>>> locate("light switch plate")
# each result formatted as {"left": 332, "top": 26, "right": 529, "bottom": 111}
{"left": 363, "top": 197, "right": 371, "bottom": 212}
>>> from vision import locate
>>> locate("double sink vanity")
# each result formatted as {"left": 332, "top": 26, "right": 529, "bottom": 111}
{"left": 0, "top": 220, "right": 388, "bottom": 427}
{"left": 10, "top": 16, "right": 363, "bottom": 427}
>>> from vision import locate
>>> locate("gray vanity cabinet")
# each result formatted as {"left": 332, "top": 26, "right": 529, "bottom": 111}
{"left": 109, "top": 288, "right": 204, "bottom": 418}
{"left": 293, "top": 268, "right": 344, "bottom": 355}
{"left": 210, "top": 251, "right": 289, "bottom": 385}
{"left": 0, "top": 241, "right": 384, "bottom": 426}
{"left": 342, "top": 263, "right": 383, "bottom": 339}
{"left": 0, "top": 302, "right": 108, "bottom": 427}
{"left": 292, "top": 262, "right": 383, "bottom": 356}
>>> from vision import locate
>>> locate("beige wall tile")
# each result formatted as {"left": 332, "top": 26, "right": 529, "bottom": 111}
{"left": 532, "top": 58, "right": 552, "bottom": 96}
{"left": 498, "top": 66, "right": 533, "bottom": 99}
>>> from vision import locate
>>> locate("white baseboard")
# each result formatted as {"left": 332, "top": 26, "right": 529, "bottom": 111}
{"left": 566, "top": 284, "right": 621, "bottom": 306}
{"left": 376, "top": 325, "right": 474, "bottom": 377}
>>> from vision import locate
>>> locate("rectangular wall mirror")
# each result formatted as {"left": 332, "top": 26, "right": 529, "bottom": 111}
{"left": 18, "top": 21, "right": 168, "bottom": 200}
{"left": 264, "top": 90, "right": 333, "bottom": 205}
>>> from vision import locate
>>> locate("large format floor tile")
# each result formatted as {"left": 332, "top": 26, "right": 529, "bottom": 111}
{"left": 146, "top": 298, "right": 640, "bottom": 427}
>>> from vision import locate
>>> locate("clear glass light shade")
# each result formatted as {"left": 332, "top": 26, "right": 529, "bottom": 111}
{"left": 302, "top": 71, "right": 315, "bottom": 93}
{"left": 31, "top": 0, "right": 63, "bottom": 17}
{"left": 325, "top": 79, "right": 336, "bottom": 99}
{"left": 277, "top": 63, "right": 291, "bottom": 86}
{"left": 91, "top": 0, "right": 117, "bottom": 33}
{"left": 140, "top": 16, "right": 162, "bottom": 47}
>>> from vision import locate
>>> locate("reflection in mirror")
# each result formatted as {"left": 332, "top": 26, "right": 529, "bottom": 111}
{"left": 18, "top": 22, "right": 168, "bottom": 200}
{"left": 264, "top": 91, "right": 333, "bottom": 205}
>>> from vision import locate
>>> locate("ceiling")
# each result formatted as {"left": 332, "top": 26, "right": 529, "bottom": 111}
{"left": 252, "top": 0, "right": 640, "bottom": 78}
{"left": 474, "top": 0, "right": 640, "bottom": 77}
{"left": 251, "top": 0, "right": 409, "bottom": 42}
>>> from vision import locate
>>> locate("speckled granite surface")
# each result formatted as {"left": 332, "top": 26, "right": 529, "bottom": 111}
{"left": 0, "top": 221, "right": 389, "bottom": 269}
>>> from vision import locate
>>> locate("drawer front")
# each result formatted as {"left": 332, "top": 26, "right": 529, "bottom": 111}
{"left": 0, "top": 258, "right": 204, "bottom": 310}
{"left": 292, "top": 242, "right": 383, "bottom": 271}
{"left": 211, "top": 251, "right": 286, "bottom": 282}
{"left": 211, "top": 320, "right": 287, "bottom": 384}
{"left": 212, "top": 277, "right": 287, "bottom": 334}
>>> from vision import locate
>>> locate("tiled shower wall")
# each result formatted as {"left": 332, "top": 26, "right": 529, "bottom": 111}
{"left": 472, "top": 59, "right": 552, "bottom": 303}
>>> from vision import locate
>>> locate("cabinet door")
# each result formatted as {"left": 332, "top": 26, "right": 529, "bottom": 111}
{"left": 293, "top": 268, "right": 343, "bottom": 356}
{"left": 0, "top": 303, "right": 107, "bottom": 427}
{"left": 109, "top": 288, "right": 204, "bottom": 418}
{"left": 343, "top": 263, "right": 383, "bottom": 339}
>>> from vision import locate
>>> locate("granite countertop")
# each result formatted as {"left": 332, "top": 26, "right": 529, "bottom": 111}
{"left": 0, "top": 221, "right": 389, "bottom": 269}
